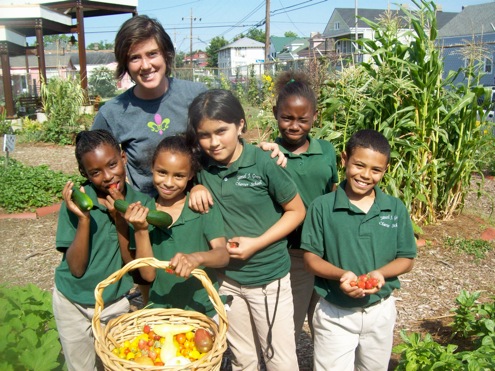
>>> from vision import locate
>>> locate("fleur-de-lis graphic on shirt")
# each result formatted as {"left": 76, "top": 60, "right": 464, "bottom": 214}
{"left": 148, "top": 113, "right": 170, "bottom": 135}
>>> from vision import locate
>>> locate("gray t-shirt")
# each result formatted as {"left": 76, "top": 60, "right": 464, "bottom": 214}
{"left": 91, "top": 77, "right": 207, "bottom": 196}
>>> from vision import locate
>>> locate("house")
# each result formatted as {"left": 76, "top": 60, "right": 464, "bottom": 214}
{"left": 322, "top": 7, "right": 457, "bottom": 63}
{"left": 269, "top": 36, "right": 297, "bottom": 61}
{"left": 274, "top": 37, "right": 310, "bottom": 61}
{"left": 183, "top": 51, "right": 208, "bottom": 67}
{"left": 217, "top": 37, "right": 265, "bottom": 79}
{"left": 437, "top": 2, "right": 495, "bottom": 86}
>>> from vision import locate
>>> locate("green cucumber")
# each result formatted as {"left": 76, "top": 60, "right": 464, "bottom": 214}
{"left": 71, "top": 186, "right": 93, "bottom": 211}
{"left": 114, "top": 199, "right": 173, "bottom": 228}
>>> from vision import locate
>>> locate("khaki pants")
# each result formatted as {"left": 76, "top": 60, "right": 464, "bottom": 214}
{"left": 219, "top": 273, "right": 299, "bottom": 371}
{"left": 52, "top": 286, "right": 130, "bottom": 371}
{"left": 313, "top": 295, "right": 396, "bottom": 371}
{"left": 289, "top": 251, "right": 319, "bottom": 341}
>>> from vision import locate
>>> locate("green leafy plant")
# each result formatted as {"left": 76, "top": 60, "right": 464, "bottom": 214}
{"left": 0, "top": 284, "right": 65, "bottom": 370}
{"left": 88, "top": 66, "right": 117, "bottom": 98}
{"left": 394, "top": 291, "right": 495, "bottom": 369}
{"left": 40, "top": 76, "right": 85, "bottom": 145}
{"left": 316, "top": 0, "right": 493, "bottom": 224}
{"left": 445, "top": 237, "right": 494, "bottom": 260}
{"left": 0, "top": 157, "right": 84, "bottom": 212}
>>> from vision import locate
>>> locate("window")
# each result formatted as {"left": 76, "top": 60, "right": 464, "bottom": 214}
{"left": 334, "top": 22, "right": 339, "bottom": 30}
{"left": 485, "top": 57, "right": 492, "bottom": 73}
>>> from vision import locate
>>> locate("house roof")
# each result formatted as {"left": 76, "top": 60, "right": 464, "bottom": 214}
{"left": 9, "top": 51, "right": 115, "bottom": 68}
{"left": 219, "top": 37, "right": 264, "bottom": 50}
{"left": 438, "top": 2, "right": 495, "bottom": 38}
{"left": 328, "top": 7, "right": 457, "bottom": 33}
{"left": 70, "top": 51, "right": 116, "bottom": 65}
{"left": 270, "top": 36, "right": 297, "bottom": 53}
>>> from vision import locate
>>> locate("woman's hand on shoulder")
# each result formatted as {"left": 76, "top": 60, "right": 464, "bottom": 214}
{"left": 258, "top": 141, "right": 287, "bottom": 168}
{"left": 188, "top": 184, "right": 214, "bottom": 214}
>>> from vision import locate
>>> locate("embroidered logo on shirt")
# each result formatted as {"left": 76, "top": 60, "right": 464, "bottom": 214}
{"left": 379, "top": 214, "right": 398, "bottom": 228}
{"left": 235, "top": 173, "right": 264, "bottom": 187}
{"left": 147, "top": 113, "right": 170, "bottom": 135}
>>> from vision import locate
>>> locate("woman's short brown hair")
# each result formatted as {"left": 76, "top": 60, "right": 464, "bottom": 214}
{"left": 114, "top": 15, "right": 175, "bottom": 80}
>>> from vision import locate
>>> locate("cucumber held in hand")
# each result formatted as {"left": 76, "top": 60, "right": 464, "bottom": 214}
{"left": 114, "top": 199, "right": 173, "bottom": 228}
{"left": 71, "top": 186, "right": 93, "bottom": 211}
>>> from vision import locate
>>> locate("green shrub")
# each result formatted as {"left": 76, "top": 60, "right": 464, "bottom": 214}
{"left": 88, "top": 66, "right": 117, "bottom": 98}
{"left": 0, "top": 284, "right": 65, "bottom": 370}
{"left": 0, "top": 157, "right": 84, "bottom": 212}
{"left": 40, "top": 76, "right": 85, "bottom": 145}
{"left": 394, "top": 290, "right": 495, "bottom": 370}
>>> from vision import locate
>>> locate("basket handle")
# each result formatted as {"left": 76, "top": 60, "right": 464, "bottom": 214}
{"left": 92, "top": 257, "right": 227, "bottom": 338}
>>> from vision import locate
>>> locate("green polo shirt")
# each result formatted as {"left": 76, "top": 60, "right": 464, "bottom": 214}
{"left": 276, "top": 136, "right": 339, "bottom": 249}
{"left": 55, "top": 183, "right": 154, "bottom": 306}
{"left": 301, "top": 180, "right": 417, "bottom": 308}
{"left": 148, "top": 194, "right": 225, "bottom": 317}
{"left": 197, "top": 140, "right": 297, "bottom": 286}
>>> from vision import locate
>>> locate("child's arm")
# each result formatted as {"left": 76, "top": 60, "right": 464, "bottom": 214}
{"left": 62, "top": 182, "right": 91, "bottom": 278}
{"left": 304, "top": 251, "right": 370, "bottom": 299}
{"left": 169, "top": 237, "right": 229, "bottom": 278}
{"left": 228, "top": 193, "right": 306, "bottom": 260}
{"left": 106, "top": 187, "right": 133, "bottom": 264}
{"left": 188, "top": 184, "right": 214, "bottom": 214}
{"left": 258, "top": 142, "right": 287, "bottom": 167}
{"left": 372, "top": 257, "right": 415, "bottom": 282}
{"left": 122, "top": 203, "right": 156, "bottom": 282}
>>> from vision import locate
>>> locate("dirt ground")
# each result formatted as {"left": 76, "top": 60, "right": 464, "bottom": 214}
{"left": 1, "top": 140, "right": 495, "bottom": 370}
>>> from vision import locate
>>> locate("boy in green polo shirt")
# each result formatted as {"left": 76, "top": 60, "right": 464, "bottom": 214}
{"left": 52, "top": 130, "right": 154, "bottom": 371}
{"left": 301, "top": 129, "right": 416, "bottom": 371}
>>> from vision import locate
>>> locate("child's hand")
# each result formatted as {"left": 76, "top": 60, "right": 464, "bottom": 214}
{"left": 226, "top": 237, "right": 256, "bottom": 260}
{"left": 63, "top": 181, "right": 89, "bottom": 220}
{"left": 168, "top": 253, "right": 200, "bottom": 278}
{"left": 108, "top": 185, "right": 125, "bottom": 202}
{"left": 123, "top": 202, "right": 148, "bottom": 230}
{"left": 258, "top": 142, "right": 287, "bottom": 168}
{"left": 189, "top": 184, "right": 214, "bottom": 214}
{"left": 340, "top": 271, "right": 366, "bottom": 298}
{"left": 362, "top": 270, "right": 384, "bottom": 295}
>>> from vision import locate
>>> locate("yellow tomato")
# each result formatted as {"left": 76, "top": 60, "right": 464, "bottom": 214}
{"left": 189, "top": 350, "right": 201, "bottom": 360}
{"left": 185, "top": 331, "right": 195, "bottom": 341}
{"left": 126, "top": 352, "right": 135, "bottom": 360}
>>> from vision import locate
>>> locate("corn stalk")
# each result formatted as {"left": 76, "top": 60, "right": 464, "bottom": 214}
{"left": 316, "top": 0, "right": 493, "bottom": 224}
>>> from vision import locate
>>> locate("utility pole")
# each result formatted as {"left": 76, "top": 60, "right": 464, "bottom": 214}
{"left": 265, "top": 0, "right": 270, "bottom": 63}
{"left": 182, "top": 9, "right": 201, "bottom": 76}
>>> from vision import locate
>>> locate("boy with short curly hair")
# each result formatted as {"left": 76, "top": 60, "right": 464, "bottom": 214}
{"left": 302, "top": 129, "right": 417, "bottom": 370}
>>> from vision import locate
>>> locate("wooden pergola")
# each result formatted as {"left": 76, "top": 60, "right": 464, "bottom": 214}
{"left": 0, "top": 0, "right": 137, "bottom": 118}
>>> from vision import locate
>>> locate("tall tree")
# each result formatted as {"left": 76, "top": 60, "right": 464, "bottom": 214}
{"left": 206, "top": 36, "right": 228, "bottom": 67}
{"left": 234, "top": 28, "right": 266, "bottom": 43}
{"left": 284, "top": 31, "right": 298, "bottom": 37}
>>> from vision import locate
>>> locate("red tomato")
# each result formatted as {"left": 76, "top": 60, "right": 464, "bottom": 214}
{"left": 143, "top": 325, "right": 151, "bottom": 334}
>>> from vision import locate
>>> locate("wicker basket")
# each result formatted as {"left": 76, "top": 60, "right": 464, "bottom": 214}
{"left": 92, "top": 257, "right": 228, "bottom": 370}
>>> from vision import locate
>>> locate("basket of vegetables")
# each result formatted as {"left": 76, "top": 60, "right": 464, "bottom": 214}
{"left": 92, "top": 257, "right": 228, "bottom": 370}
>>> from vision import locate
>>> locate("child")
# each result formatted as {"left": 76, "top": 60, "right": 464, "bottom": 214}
{"left": 52, "top": 129, "right": 154, "bottom": 371}
{"left": 272, "top": 71, "right": 338, "bottom": 342}
{"left": 301, "top": 129, "right": 417, "bottom": 371}
{"left": 121, "top": 134, "right": 229, "bottom": 317}
{"left": 186, "top": 89, "right": 306, "bottom": 370}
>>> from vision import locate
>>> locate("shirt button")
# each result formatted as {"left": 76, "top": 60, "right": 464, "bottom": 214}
{"left": 223, "top": 177, "right": 228, "bottom": 181}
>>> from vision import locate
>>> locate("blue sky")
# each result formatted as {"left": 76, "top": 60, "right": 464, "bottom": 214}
{"left": 80, "top": 0, "right": 494, "bottom": 52}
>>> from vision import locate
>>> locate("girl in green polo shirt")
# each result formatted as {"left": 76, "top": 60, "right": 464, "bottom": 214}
{"left": 186, "top": 89, "right": 306, "bottom": 371}
{"left": 52, "top": 129, "right": 154, "bottom": 371}
{"left": 272, "top": 71, "right": 339, "bottom": 343}
{"left": 119, "top": 134, "right": 229, "bottom": 318}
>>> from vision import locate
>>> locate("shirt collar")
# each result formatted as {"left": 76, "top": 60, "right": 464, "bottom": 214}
{"left": 275, "top": 136, "right": 322, "bottom": 157}
{"left": 334, "top": 180, "right": 393, "bottom": 212}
